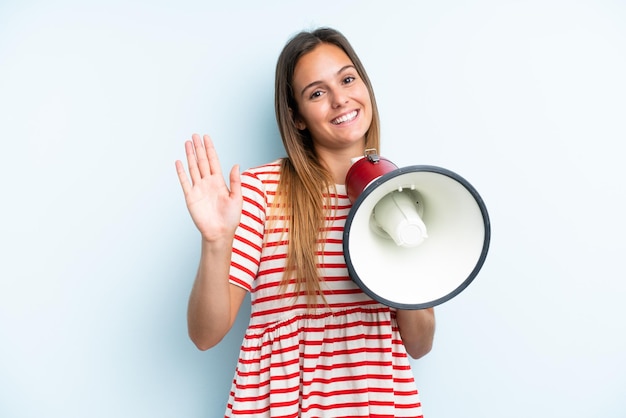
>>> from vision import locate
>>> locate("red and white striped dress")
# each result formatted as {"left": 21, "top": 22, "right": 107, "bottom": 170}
{"left": 226, "top": 161, "right": 424, "bottom": 418}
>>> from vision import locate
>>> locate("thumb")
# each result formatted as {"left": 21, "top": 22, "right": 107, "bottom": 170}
{"left": 229, "top": 164, "right": 242, "bottom": 200}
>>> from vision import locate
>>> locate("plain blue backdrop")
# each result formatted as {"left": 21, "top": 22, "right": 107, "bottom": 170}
{"left": 1, "top": 0, "right": 625, "bottom": 416}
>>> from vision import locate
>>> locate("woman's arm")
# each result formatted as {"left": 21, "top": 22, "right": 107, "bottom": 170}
{"left": 187, "top": 239, "right": 247, "bottom": 350}
{"left": 396, "top": 308, "right": 436, "bottom": 359}
{"left": 175, "top": 134, "right": 244, "bottom": 350}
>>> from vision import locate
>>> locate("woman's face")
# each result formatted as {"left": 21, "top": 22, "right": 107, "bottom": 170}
{"left": 291, "top": 43, "right": 373, "bottom": 156}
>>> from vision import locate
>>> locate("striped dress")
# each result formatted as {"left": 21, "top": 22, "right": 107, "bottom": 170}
{"left": 226, "top": 161, "right": 423, "bottom": 418}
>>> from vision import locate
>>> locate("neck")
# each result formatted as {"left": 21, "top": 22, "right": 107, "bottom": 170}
{"left": 316, "top": 147, "right": 364, "bottom": 184}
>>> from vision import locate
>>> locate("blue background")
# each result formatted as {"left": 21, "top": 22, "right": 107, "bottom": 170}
{"left": 1, "top": 0, "right": 625, "bottom": 416}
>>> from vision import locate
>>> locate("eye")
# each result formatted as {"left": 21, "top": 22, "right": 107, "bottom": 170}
{"left": 343, "top": 76, "right": 356, "bottom": 85}
{"left": 309, "top": 90, "right": 324, "bottom": 100}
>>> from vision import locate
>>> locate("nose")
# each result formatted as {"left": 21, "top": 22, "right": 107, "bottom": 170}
{"left": 331, "top": 89, "right": 348, "bottom": 108}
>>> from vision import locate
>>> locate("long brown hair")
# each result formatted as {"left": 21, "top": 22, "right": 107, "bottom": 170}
{"left": 273, "top": 27, "right": 380, "bottom": 305}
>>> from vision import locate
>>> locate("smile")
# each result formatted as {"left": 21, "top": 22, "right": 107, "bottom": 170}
{"left": 331, "top": 110, "right": 358, "bottom": 125}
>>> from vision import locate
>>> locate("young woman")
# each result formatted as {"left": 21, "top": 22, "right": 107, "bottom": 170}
{"left": 175, "top": 27, "right": 435, "bottom": 418}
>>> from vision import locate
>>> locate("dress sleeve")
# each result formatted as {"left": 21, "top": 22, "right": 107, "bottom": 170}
{"left": 229, "top": 170, "right": 266, "bottom": 291}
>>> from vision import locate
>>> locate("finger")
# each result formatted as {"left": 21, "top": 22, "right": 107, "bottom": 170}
{"left": 228, "top": 164, "right": 242, "bottom": 200}
{"left": 203, "top": 134, "right": 223, "bottom": 177}
{"left": 175, "top": 160, "right": 192, "bottom": 195}
{"left": 184, "top": 140, "right": 201, "bottom": 185}
{"left": 192, "top": 133, "right": 211, "bottom": 178}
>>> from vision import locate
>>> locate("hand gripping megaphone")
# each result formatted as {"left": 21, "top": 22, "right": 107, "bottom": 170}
{"left": 343, "top": 150, "right": 491, "bottom": 310}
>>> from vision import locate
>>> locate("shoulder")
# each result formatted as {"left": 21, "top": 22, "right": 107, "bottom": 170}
{"left": 239, "top": 159, "right": 283, "bottom": 203}
{"left": 242, "top": 159, "right": 283, "bottom": 188}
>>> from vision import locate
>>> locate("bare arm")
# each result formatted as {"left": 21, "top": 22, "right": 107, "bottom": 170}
{"left": 175, "top": 134, "right": 245, "bottom": 350}
{"left": 396, "top": 308, "right": 436, "bottom": 359}
{"left": 186, "top": 239, "right": 247, "bottom": 350}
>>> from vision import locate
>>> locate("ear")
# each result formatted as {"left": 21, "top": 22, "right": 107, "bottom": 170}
{"left": 289, "top": 107, "right": 307, "bottom": 131}
{"left": 295, "top": 119, "right": 307, "bottom": 131}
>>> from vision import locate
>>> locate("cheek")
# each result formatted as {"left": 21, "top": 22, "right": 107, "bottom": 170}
{"left": 361, "top": 87, "right": 373, "bottom": 107}
{"left": 302, "top": 103, "right": 329, "bottom": 125}
{"left": 364, "top": 96, "right": 374, "bottom": 121}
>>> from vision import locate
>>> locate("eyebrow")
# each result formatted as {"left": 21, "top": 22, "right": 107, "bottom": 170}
{"left": 299, "top": 64, "right": 356, "bottom": 98}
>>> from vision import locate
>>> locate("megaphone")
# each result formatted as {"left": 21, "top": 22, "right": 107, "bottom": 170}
{"left": 343, "top": 150, "right": 491, "bottom": 310}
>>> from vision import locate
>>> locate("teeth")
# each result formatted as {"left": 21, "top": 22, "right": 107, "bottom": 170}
{"left": 332, "top": 110, "right": 357, "bottom": 125}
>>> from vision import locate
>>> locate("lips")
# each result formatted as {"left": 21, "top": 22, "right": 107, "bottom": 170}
{"left": 331, "top": 110, "right": 358, "bottom": 125}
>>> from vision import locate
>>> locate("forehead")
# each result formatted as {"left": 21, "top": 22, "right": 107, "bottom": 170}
{"left": 292, "top": 43, "right": 354, "bottom": 87}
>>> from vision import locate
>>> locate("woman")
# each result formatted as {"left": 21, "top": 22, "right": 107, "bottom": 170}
{"left": 175, "top": 27, "right": 435, "bottom": 418}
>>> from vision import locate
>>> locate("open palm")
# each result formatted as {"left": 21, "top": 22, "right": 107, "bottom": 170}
{"left": 175, "top": 134, "right": 242, "bottom": 242}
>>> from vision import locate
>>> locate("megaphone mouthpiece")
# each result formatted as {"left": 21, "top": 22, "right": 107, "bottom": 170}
{"left": 373, "top": 190, "right": 428, "bottom": 248}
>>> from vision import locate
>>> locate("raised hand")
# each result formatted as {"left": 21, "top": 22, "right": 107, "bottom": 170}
{"left": 175, "top": 134, "right": 242, "bottom": 242}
